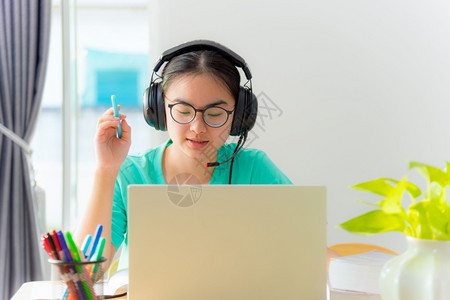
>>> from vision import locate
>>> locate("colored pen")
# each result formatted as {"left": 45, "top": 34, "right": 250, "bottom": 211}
{"left": 57, "top": 231, "right": 88, "bottom": 300}
{"left": 81, "top": 235, "right": 92, "bottom": 259}
{"left": 111, "top": 95, "right": 122, "bottom": 138}
{"left": 42, "top": 233, "right": 58, "bottom": 260}
{"left": 66, "top": 232, "right": 97, "bottom": 300}
{"left": 88, "top": 225, "right": 103, "bottom": 261}
{"left": 89, "top": 237, "right": 106, "bottom": 277}
{"left": 50, "top": 230, "right": 64, "bottom": 261}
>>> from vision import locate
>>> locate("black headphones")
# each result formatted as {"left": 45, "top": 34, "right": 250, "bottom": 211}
{"left": 143, "top": 40, "right": 258, "bottom": 137}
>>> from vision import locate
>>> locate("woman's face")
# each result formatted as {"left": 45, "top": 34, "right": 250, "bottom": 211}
{"left": 164, "top": 73, "right": 235, "bottom": 163}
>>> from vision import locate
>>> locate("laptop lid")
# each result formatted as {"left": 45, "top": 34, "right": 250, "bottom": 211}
{"left": 128, "top": 185, "right": 327, "bottom": 300}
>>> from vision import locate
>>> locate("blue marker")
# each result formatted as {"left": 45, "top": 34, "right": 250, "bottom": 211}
{"left": 81, "top": 234, "right": 92, "bottom": 259}
{"left": 88, "top": 225, "right": 103, "bottom": 261}
{"left": 111, "top": 95, "right": 122, "bottom": 138}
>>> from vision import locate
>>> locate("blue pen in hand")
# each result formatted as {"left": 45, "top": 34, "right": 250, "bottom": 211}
{"left": 111, "top": 95, "right": 122, "bottom": 138}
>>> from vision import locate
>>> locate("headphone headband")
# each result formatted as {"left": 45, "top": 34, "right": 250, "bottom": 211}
{"left": 153, "top": 40, "right": 253, "bottom": 80}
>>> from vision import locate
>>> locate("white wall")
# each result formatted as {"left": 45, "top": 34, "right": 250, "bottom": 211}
{"left": 148, "top": 0, "right": 450, "bottom": 253}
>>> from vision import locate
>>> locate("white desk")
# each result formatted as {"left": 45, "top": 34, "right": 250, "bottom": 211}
{"left": 330, "top": 290, "right": 381, "bottom": 300}
{"left": 12, "top": 281, "right": 381, "bottom": 300}
{"left": 12, "top": 281, "right": 63, "bottom": 300}
{"left": 11, "top": 281, "right": 128, "bottom": 300}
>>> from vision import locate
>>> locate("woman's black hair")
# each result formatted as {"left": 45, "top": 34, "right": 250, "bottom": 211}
{"left": 161, "top": 50, "right": 240, "bottom": 101}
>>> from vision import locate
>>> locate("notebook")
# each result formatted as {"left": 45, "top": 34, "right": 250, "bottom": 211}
{"left": 128, "top": 185, "right": 327, "bottom": 300}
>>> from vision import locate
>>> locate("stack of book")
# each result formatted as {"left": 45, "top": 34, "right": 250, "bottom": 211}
{"left": 328, "top": 250, "right": 396, "bottom": 294}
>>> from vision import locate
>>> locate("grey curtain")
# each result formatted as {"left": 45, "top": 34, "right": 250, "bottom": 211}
{"left": 0, "top": 0, "right": 51, "bottom": 299}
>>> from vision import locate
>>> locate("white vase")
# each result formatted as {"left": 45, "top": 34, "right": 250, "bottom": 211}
{"left": 379, "top": 236, "right": 450, "bottom": 300}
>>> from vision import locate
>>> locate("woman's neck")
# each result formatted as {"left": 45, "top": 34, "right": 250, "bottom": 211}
{"left": 162, "top": 144, "right": 217, "bottom": 184}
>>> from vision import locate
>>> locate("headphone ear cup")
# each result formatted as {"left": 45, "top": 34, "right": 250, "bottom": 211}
{"left": 143, "top": 87, "right": 152, "bottom": 126}
{"left": 230, "top": 87, "right": 258, "bottom": 136}
{"left": 143, "top": 82, "right": 167, "bottom": 131}
{"left": 230, "top": 87, "right": 245, "bottom": 136}
{"left": 155, "top": 82, "right": 167, "bottom": 131}
{"left": 246, "top": 90, "right": 258, "bottom": 132}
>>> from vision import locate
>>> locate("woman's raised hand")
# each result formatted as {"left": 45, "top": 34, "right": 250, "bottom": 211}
{"left": 94, "top": 106, "right": 131, "bottom": 173}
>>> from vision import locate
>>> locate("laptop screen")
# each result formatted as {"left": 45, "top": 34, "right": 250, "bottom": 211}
{"left": 128, "top": 185, "right": 327, "bottom": 300}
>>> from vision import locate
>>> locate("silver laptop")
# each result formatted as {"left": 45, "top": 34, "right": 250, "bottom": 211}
{"left": 128, "top": 185, "right": 327, "bottom": 300}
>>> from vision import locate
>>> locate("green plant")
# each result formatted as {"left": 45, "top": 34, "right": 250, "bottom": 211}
{"left": 339, "top": 162, "right": 450, "bottom": 240}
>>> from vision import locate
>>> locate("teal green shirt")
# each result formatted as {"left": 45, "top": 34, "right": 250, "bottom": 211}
{"left": 111, "top": 140, "right": 292, "bottom": 270}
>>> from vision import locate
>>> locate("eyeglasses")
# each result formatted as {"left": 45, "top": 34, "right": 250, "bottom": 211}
{"left": 167, "top": 102, "right": 234, "bottom": 128}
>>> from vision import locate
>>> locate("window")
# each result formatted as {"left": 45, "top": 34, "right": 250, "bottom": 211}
{"left": 82, "top": 49, "right": 148, "bottom": 108}
{"left": 31, "top": 0, "right": 150, "bottom": 231}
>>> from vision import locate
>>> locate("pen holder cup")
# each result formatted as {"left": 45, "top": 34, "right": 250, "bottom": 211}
{"left": 49, "top": 257, "right": 107, "bottom": 300}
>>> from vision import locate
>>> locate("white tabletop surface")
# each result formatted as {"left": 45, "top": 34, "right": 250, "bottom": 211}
{"left": 330, "top": 289, "right": 381, "bottom": 300}
{"left": 13, "top": 281, "right": 382, "bottom": 300}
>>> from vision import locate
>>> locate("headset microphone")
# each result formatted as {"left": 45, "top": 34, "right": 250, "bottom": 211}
{"left": 205, "top": 134, "right": 247, "bottom": 168}
{"left": 205, "top": 152, "right": 237, "bottom": 167}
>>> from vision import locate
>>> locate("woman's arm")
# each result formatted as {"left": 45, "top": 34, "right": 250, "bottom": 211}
{"left": 74, "top": 107, "right": 131, "bottom": 269}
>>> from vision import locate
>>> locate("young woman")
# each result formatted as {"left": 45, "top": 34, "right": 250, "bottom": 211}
{"left": 75, "top": 40, "right": 292, "bottom": 270}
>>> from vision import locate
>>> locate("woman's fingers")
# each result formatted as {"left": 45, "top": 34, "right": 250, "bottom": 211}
{"left": 100, "top": 106, "right": 126, "bottom": 118}
{"left": 97, "top": 119, "right": 121, "bottom": 131}
{"left": 96, "top": 113, "right": 131, "bottom": 146}
{"left": 97, "top": 113, "right": 127, "bottom": 128}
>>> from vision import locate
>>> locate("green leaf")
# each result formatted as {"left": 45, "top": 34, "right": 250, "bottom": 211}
{"left": 447, "top": 162, "right": 450, "bottom": 179}
{"left": 429, "top": 202, "right": 448, "bottom": 239}
{"left": 409, "top": 161, "right": 449, "bottom": 187}
{"left": 407, "top": 201, "right": 433, "bottom": 239}
{"left": 351, "top": 178, "right": 396, "bottom": 197}
{"left": 429, "top": 181, "right": 442, "bottom": 200}
{"left": 338, "top": 210, "right": 406, "bottom": 236}
{"left": 380, "top": 177, "right": 409, "bottom": 214}
{"left": 426, "top": 188, "right": 450, "bottom": 240}
{"left": 428, "top": 181, "right": 448, "bottom": 210}
{"left": 447, "top": 218, "right": 450, "bottom": 238}
{"left": 383, "top": 178, "right": 421, "bottom": 199}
